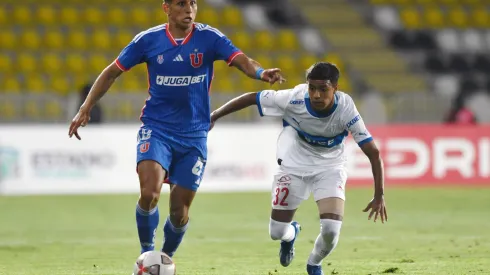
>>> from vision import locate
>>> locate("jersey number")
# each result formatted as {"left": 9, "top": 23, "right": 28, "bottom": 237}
{"left": 191, "top": 158, "right": 204, "bottom": 186}
{"left": 273, "top": 187, "right": 289, "bottom": 206}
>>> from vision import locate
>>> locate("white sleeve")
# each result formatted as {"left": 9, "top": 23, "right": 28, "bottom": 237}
{"left": 256, "top": 89, "right": 292, "bottom": 117}
{"left": 343, "top": 97, "right": 373, "bottom": 146}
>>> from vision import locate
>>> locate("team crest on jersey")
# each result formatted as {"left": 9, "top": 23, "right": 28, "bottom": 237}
{"left": 139, "top": 142, "right": 150, "bottom": 153}
{"left": 157, "top": 55, "right": 164, "bottom": 64}
{"left": 190, "top": 52, "right": 203, "bottom": 68}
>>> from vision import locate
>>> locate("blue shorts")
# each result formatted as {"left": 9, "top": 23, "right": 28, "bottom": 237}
{"left": 136, "top": 126, "right": 207, "bottom": 191}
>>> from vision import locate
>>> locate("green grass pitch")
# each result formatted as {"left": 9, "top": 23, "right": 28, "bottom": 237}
{"left": 0, "top": 187, "right": 489, "bottom": 275}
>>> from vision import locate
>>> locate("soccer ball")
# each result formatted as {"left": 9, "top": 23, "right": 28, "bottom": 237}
{"left": 132, "top": 251, "right": 176, "bottom": 275}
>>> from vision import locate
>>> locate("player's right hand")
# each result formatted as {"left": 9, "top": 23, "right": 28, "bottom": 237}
{"left": 69, "top": 107, "right": 91, "bottom": 140}
{"left": 261, "top": 68, "right": 286, "bottom": 85}
{"left": 363, "top": 195, "right": 388, "bottom": 223}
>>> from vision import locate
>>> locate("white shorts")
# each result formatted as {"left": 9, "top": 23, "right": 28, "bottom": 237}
{"left": 270, "top": 166, "right": 347, "bottom": 210}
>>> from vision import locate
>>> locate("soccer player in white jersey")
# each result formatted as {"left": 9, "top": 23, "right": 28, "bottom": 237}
{"left": 210, "top": 62, "right": 387, "bottom": 275}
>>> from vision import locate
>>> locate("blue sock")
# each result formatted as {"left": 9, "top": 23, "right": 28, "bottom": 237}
{"left": 136, "top": 203, "right": 159, "bottom": 254}
{"left": 162, "top": 216, "right": 189, "bottom": 257}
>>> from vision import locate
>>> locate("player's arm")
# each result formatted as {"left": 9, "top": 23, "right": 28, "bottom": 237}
{"left": 69, "top": 35, "right": 145, "bottom": 140}
{"left": 210, "top": 89, "right": 290, "bottom": 130}
{"left": 230, "top": 54, "right": 284, "bottom": 85}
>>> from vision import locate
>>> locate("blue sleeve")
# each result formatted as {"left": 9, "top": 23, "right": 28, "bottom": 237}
{"left": 116, "top": 37, "right": 146, "bottom": 71}
{"left": 214, "top": 35, "right": 243, "bottom": 65}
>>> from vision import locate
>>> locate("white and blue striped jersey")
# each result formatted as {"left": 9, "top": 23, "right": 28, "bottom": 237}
{"left": 256, "top": 84, "right": 373, "bottom": 171}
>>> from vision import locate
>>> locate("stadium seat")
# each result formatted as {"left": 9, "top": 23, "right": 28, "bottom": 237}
{"left": 66, "top": 53, "right": 86, "bottom": 74}
{"left": 433, "top": 75, "right": 459, "bottom": 97}
{"left": 471, "top": 8, "right": 489, "bottom": 28}
{"left": 120, "top": 73, "right": 143, "bottom": 93}
{"left": 115, "top": 30, "right": 134, "bottom": 49}
{"left": 84, "top": 7, "right": 103, "bottom": 25}
{"left": 130, "top": 7, "right": 151, "bottom": 28}
{"left": 0, "top": 6, "right": 7, "bottom": 26}
{"left": 0, "top": 100, "right": 17, "bottom": 119}
{"left": 299, "top": 54, "right": 318, "bottom": 72}
{"left": 275, "top": 55, "right": 296, "bottom": 78}
{"left": 448, "top": 7, "right": 468, "bottom": 28}
{"left": 67, "top": 29, "right": 88, "bottom": 50}
{"left": 13, "top": 5, "right": 32, "bottom": 25}
{"left": 324, "top": 53, "right": 345, "bottom": 73}
{"left": 92, "top": 29, "right": 112, "bottom": 51}
{"left": 107, "top": 7, "right": 127, "bottom": 27}
{"left": 20, "top": 30, "right": 41, "bottom": 50}
{"left": 0, "top": 54, "right": 12, "bottom": 73}
{"left": 436, "top": 29, "right": 461, "bottom": 53}
{"left": 0, "top": 30, "right": 16, "bottom": 50}
{"left": 254, "top": 31, "right": 274, "bottom": 51}
{"left": 1, "top": 75, "right": 21, "bottom": 93}
{"left": 400, "top": 7, "right": 422, "bottom": 29}
{"left": 42, "top": 53, "right": 63, "bottom": 74}
{"left": 461, "top": 30, "right": 484, "bottom": 53}
{"left": 45, "top": 100, "right": 63, "bottom": 120}
{"left": 474, "top": 54, "right": 490, "bottom": 73}
{"left": 24, "top": 100, "right": 41, "bottom": 119}
{"left": 36, "top": 5, "right": 57, "bottom": 25}
{"left": 50, "top": 75, "right": 70, "bottom": 95}
{"left": 221, "top": 6, "right": 243, "bottom": 28}
{"left": 197, "top": 7, "right": 219, "bottom": 27}
{"left": 424, "top": 6, "right": 445, "bottom": 29}
{"left": 89, "top": 53, "right": 110, "bottom": 74}
{"left": 413, "top": 31, "right": 437, "bottom": 50}
{"left": 213, "top": 77, "right": 234, "bottom": 93}
{"left": 460, "top": 75, "right": 481, "bottom": 92}
{"left": 424, "top": 54, "right": 448, "bottom": 73}
{"left": 44, "top": 29, "right": 65, "bottom": 50}
{"left": 373, "top": 6, "right": 402, "bottom": 31}
{"left": 237, "top": 74, "right": 256, "bottom": 93}
{"left": 276, "top": 30, "right": 299, "bottom": 51}
{"left": 230, "top": 31, "right": 251, "bottom": 52}
{"left": 253, "top": 54, "right": 273, "bottom": 69}
{"left": 389, "top": 30, "right": 415, "bottom": 50}
{"left": 25, "top": 74, "right": 46, "bottom": 93}
{"left": 59, "top": 6, "right": 79, "bottom": 25}
{"left": 16, "top": 53, "right": 38, "bottom": 74}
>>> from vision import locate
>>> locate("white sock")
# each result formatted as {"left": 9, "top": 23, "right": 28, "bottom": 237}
{"left": 307, "top": 219, "right": 342, "bottom": 266}
{"left": 269, "top": 218, "right": 295, "bottom": 242}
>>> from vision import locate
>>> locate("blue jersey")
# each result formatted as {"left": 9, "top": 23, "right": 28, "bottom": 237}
{"left": 116, "top": 23, "right": 242, "bottom": 138}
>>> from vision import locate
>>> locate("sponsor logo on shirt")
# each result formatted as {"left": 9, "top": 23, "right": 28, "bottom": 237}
{"left": 156, "top": 74, "right": 206, "bottom": 86}
{"left": 346, "top": 114, "right": 361, "bottom": 128}
{"left": 289, "top": 100, "right": 304, "bottom": 105}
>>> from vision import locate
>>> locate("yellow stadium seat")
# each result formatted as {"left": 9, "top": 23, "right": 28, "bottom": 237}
{"left": 0, "top": 101, "right": 17, "bottom": 119}
{"left": 130, "top": 7, "right": 150, "bottom": 28}
{"left": 153, "top": 9, "right": 166, "bottom": 26}
{"left": 0, "top": 30, "right": 16, "bottom": 50}
{"left": 118, "top": 100, "right": 134, "bottom": 120}
{"left": 50, "top": 75, "right": 70, "bottom": 96}
{"left": 275, "top": 55, "right": 296, "bottom": 78}
{"left": 25, "top": 74, "right": 45, "bottom": 93}
{"left": 45, "top": 100, "right": 63, "bottom": 120}
{"left": 89, "top": 54, "right": 110, "bottom": 74}
{"left": 16, "top": 53, "right": 37, "bottom": 74}
{"left": 84, "top": 7, "right": 103, "bottom": 25}
{"left": 44, "top": 29, "right": 64, "bottom": 50}
{"left": 59, "top": 6, "right": 79, "bottom": 25}
{"left": 0, "top": 54, "right": 12, "bottom": 73}
{"left": 107, "top": 7, "right": 127, "bottom": 27}
{"left": 20, "top": 30, "right": 41, "bottom": 50}
{"left": 67, "top": 29, "right": 88, "bottom": 50}
{"left": 438, "top": 0, "right": 459, "bottom": 5}
{"left": 213, "top": 61, "right": 229, "bottom": 78}
{"left": 253, "top": 54, "right": 273, "bottom": 69}
{"left": 276, "top": 30, "right": 299, "bottom": 51}
{"left": 230, "top": 31, "right": 251, "bottom": 52}
{"left": 197, "top": 8, "right": 219, "bottom": 27}
{"left": 120, "top": 73, "right": 143, "bottom": 93}
{"left": 73, "top": 75, "right": 92, "bottom": 91}
{"left": 400, "top": 7, "right": 422, "bottom": 29}
{"left": 237, "top": 74, "right": 256, "bottom": 93}
{"left": 324, "top": 53, "right": 345, "bottom": 73}
{"left": 13, "top": 5, "right": 32, "bottom": 25}
{"left": 1, "top": 75, "right": 21, "bottom": 93}
{"left": 24, "top": 100, "right": 41, "bottom": 119}
{"left": 36, "top": 5, "right": 56, "bottom": 25}
{"left": 299, "top": 55, "right": 317, "bottom": 72}
{"left": 213, "top": 77, "right": 234, "bottom": 93}
{"left": 221, "top": 6, "right": 243, "bottom": 28}
{"left": 66, "top": 53, "right": 86, "bottom": 74}
{"left": 42, "top": 53, "right": 63, "bottom": 74}
{"left": 115, "top": 30, "right": 134, "bottom": 49}
{"left": 0, "top": 6, "right": 8, "bottom": 26}
{"left": 338, "top": 76, "right": 351, "bottom": 92}
{"left": 254, "top": 31, "right": 274, "bottom": 51}
{"left": 424, "top": 6, "right": 445, "bottom": 28}
{"left": 92, "top": 29, "right": 112, "bottom": 50}
{"left": 471, "top": 8, "right": 489, "bottom": 27}
{"left": 448, "top": 7, "right": 468, "bottom": 28}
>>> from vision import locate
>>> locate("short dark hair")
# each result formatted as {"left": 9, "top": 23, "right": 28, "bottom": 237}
{"left": 306, "top": 62, "right": 340, "bottom": 84}
{"left": 163, "top": 0, "right": 171, "bottom": 3}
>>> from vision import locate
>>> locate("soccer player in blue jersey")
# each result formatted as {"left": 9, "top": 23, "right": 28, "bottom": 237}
{"left": 68, "top": 0, "right": 284, "bottom": 258}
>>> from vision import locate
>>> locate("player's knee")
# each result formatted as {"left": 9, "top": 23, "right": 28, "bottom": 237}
{"left": 139, "top": 188, "right": 160, "bottom": 210}
{"left": 320, "top": 219, "right": 342, "bottom": 245}
{"left": 169, "top": 211, "right": 188, "bottom": 227}
{"left": 269, "top": 219, "right": 291, "bottom": 240}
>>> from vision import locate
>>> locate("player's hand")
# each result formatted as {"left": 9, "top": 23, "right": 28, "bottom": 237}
{"left": 68, "top": 106, "right": 91, "bottom": 140}
{"left": 363, "top": 195, "right": 388, "bottom": 223}
{"left": 261, "top": 68, "right": 286, "bottom": 85}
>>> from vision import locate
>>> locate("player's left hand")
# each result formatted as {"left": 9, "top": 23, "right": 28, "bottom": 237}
{"left": 363, "top": 195, "right": 388, "bottom": 223}
{"left": 68, "top": 106, "right": 91, "bottom": 140}
{"left": 261, "top": 68, "right": 286, "bottom": 85}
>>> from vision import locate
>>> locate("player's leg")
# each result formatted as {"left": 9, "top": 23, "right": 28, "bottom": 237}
{"left": 306, "top": 168, "right": 346, "bottom": 275}
{"left": 135, "top": 130, "right": 172, "bottom": 254}
{"left": 270, "top": 173, "right": 308, "bottom": 267}
{"left": 161, "top": 149, "right": 206, "bottom": 257}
